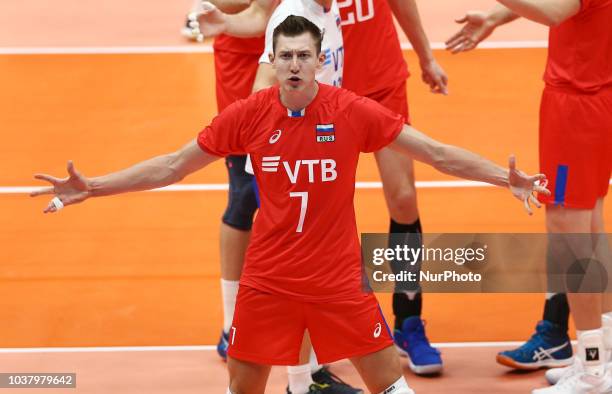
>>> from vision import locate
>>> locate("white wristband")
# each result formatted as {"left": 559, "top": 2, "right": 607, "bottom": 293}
{"left": 51, "top": 197, "right": 64, "bottom": 211}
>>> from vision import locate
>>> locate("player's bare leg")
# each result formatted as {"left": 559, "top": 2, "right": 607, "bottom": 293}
{"left": 375, "top": 147, "right": 442, "bottom": 374}
{"left": 534, "top": 200, "right": 612, "bottom": 392}
{"left": 228, "top": 356, "right": 272, "bottom": 394}
{"left": 350, "top": 346, "right": 413, "bottom": 393}
{"left": 220, "top": 223, "right": 250, "bottom": 281}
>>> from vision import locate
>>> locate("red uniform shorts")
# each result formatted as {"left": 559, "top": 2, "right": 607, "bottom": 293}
{"left": 214, "top": 50, "right": 261, "bottom": 112}
{"left": 366, "top": 81, "right": 410, "bottom": 123}
{"left": 227, "top": 286, "right": 393, "bottom": 365}
{"left": 538, "top": 86, "right": 612, "bottom": 209}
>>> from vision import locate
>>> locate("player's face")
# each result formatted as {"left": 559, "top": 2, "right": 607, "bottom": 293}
{"left": 271, "top": 32, "right": 324, "bottom": 92}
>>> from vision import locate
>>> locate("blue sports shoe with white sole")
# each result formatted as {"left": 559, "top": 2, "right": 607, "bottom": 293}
{"left": 496, "top": 320, "right": 573, "bottom": 370}
{"left": 394, "top": 316, "right": 443, "bottom": 375}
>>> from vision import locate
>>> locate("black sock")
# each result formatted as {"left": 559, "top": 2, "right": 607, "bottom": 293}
{"left": 543, "top": 293, "right": 570, "bottom": 332}
{"left": 393, "top": 292, "right": 422, "bottom": 330}
{"left": 389, "top": 218, "right": 423, "bottom": 329}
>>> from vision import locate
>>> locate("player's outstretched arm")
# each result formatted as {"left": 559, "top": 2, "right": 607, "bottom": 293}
{"left": 31, "top": 140, "right": 219, "bottom": 213}
{"left": 389, "top": 125, "right": 550, "bottom": 214}
{"left": 190, "top": 0, "right": 278, "bottom": 39}
{"left": 496, "top": 0, "right": 581, "bottom": 26}
{"left": 445, "top": 4, "right": 519, "bottom": 53}
{"left": 387, "top": 0, "right": 448, "bottom": 95}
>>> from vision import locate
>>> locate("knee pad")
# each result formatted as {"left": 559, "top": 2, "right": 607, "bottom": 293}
{"left": 223, "top": 156, "right": 258, "bottom": 230}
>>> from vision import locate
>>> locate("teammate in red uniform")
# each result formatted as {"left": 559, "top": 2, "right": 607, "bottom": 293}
{"left": 339, "top": 0, "right": 448, "bottom": 374}
{"left": 33, "top": 16, "right": 548, "bottom": 394}
{"left": 447, "top": 0, "right": 612, "bottom": 392}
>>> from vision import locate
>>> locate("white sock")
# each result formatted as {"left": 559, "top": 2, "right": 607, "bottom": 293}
{"left": 287, "top": 363, "right": 313, "bottom": 394}
{"left": 221, "top": 279, "right": 239, "bottom": 333}
{"left": 378, "top": 376, "right": 414, "bottom": 394}
{"left": 309, "top": 347, "right": 322, "bottom": 373}
{"left": 226, "top": 389, "right": 233, "bottom": 394}
{"left": 577, "top": 328, "right": 606, "bottom": 377}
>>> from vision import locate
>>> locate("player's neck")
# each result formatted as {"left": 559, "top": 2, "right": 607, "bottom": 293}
{"left": 279, "top": 82, "right": 319, "bottom": 112}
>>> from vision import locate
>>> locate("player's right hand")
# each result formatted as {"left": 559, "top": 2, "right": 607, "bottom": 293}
{"left": 445, "top": 11, "right": 495, "bottom": 53}
{"left": 31, "top": 161, "right": 91, "bottom": 213}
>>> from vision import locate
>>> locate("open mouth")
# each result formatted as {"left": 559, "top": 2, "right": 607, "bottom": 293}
{"left": 288, "top": 76, "right": 301, "bottom": 82}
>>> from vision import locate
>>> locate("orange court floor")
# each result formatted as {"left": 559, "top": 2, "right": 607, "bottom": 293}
{"left": 1, "top": 1, "right": 611, "bottom": 392}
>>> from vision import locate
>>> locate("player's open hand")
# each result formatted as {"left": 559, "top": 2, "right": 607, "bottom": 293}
{"left": 420, "top": 59, "right": 448, "bottom": 95}
{"left": 31, "top": 161, "right": 91, "bottom": 213}
{"left": 507, "top": 155, "right": 550, "bottom": 215}
{"left": 187, "top": 1, "right": 227, "bottom": 41}
{"left": 445, "top": 11, "right": 495, "bottom": 53}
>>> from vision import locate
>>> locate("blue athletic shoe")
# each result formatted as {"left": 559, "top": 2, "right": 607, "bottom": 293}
{"left": 496, "top": 320, "right": 573, "bottom": 370}
{"left": 217, "top": 330, "right": 229, "bottom": 361}
{"left": 394, "top": 316, "right": 443, "bottom": 375}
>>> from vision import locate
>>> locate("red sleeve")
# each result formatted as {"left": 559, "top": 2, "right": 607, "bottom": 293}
{"left": 344, "top": 93, "right": 405, "bottom": 153}
{"left": 580, "top": 0, "right": 593, "bottom": 11}
{"left": 197, "top": 97, "right": 253, "bottom": 156}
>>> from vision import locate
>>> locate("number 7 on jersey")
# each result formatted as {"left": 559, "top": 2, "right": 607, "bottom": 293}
{"left": 289, "top": 192, "right": 308, "bottom": 232}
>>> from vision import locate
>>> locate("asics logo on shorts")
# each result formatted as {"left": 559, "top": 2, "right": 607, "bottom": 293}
{"left": 269, "top": 129, "right": 282, "bottom": 144}
{"left": 373, "top": 323, "right": 382, "bottom": 338}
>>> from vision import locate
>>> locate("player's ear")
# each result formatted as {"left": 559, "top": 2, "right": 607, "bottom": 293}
{"left": 317, "top": 51, "right": 325, "bottom": 70}
{"left": 268, "top": 52, "right": 275, "bottom": 63}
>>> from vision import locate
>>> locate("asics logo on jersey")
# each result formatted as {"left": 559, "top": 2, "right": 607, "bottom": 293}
{"left": 532, "top": 342, "right": 570, "bottom": 361}
{"left": 373, "top": 323, "right": 382, "bottom": 338}
{"left": 262, "top": 156, "right": 281, "bottom": 172}
{"left": 269, "top": 130, "right": 282, "bottom": 144}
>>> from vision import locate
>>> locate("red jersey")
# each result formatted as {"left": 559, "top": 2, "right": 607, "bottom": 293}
{"left": 198, "top": 84, "right": 403, "bottom": 301}
{"left": 213, "top": 34, "right": 265, "bottom": 55}
{"left": 338, "top": 0, "right": 409, "bottom": 95}
{"left": 544, "top": 0, "right": 612, "bottom": 93}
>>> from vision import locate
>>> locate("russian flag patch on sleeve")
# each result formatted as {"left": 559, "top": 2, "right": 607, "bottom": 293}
{"left": 316, "top": 124, "right": 335, "bottom": 142}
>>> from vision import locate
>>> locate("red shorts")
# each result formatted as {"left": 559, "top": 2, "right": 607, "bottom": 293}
{"left": 365, "top": 81, "right": 410, "bottom": 124}
{"left": 227, "top": 286, "right": 393, "bottom": 365}
{"left": 214, "top": 50, "right": 261, "bottom": 112}
{"left": 538, "top": 86, "right": 612, "bottom": 209}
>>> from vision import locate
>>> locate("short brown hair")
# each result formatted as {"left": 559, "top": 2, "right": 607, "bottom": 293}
{"left": 272, "top": 15, "right": 323, "bottom": 55}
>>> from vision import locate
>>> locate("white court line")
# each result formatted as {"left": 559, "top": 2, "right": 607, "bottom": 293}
{"left": 1, "top": 180, "right": 494, "bottom": 195}
{"left": 5, "top": 179, "right": 612, "bottom": 194}
{"left": 0, "top": 341, "right": 574, "bottom": 353}
{"left": 0, "top": 40, "right": 547, "bottom": 55}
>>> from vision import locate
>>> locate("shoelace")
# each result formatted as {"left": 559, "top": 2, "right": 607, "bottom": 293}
{"left": 308, "top": 383, "right": 331, "bottom": 393}
{"left": 407, "top": 320, "right": 438, "bottom": 353}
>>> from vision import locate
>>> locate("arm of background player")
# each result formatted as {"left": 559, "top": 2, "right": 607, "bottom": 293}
{"left": 30, "top": 140, "right": 219, "bottom": 213}
{"left": 251, "top": 63, "right": 277, "bottom": 92}
{"left": 389, "top": 125, "right": 550, "bottom": 214}
{"left": 386, "top": 0, "right": 448, "bottom": 94}
{"left": 445, "top": 4, "right": 520, "bottom": 53}
{"left": 497, "top": 0, "right": 581, "bottom": 26}
{"left": 207, "top": 0, "right": 252, "bottom": 14}
{"left": 195, "top": 0, "right": 279, "bottom": 38}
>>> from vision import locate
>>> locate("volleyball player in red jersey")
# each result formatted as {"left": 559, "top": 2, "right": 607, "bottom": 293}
{"left": 32, "top": 16, "right": 549, "bottom": 393}
{"left": 447, "top": 1, "right": 612, "bottom": 392}
{"left": 338, "top": 0, "right": 448, "bottom": 374}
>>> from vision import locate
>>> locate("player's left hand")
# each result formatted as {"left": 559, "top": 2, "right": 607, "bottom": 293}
{"left": 507, "top": 155, "right": 550, "bottom": 215}
{"left": 420, "top": 59, "right": 448, "bottom": 95}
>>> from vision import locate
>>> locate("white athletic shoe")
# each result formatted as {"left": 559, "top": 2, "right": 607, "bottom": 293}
{"left": 533, "top": 367, "right": 612, "bottom": 393}
{"left": 546, "top": 360, "right": 580, "bottom": 386}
